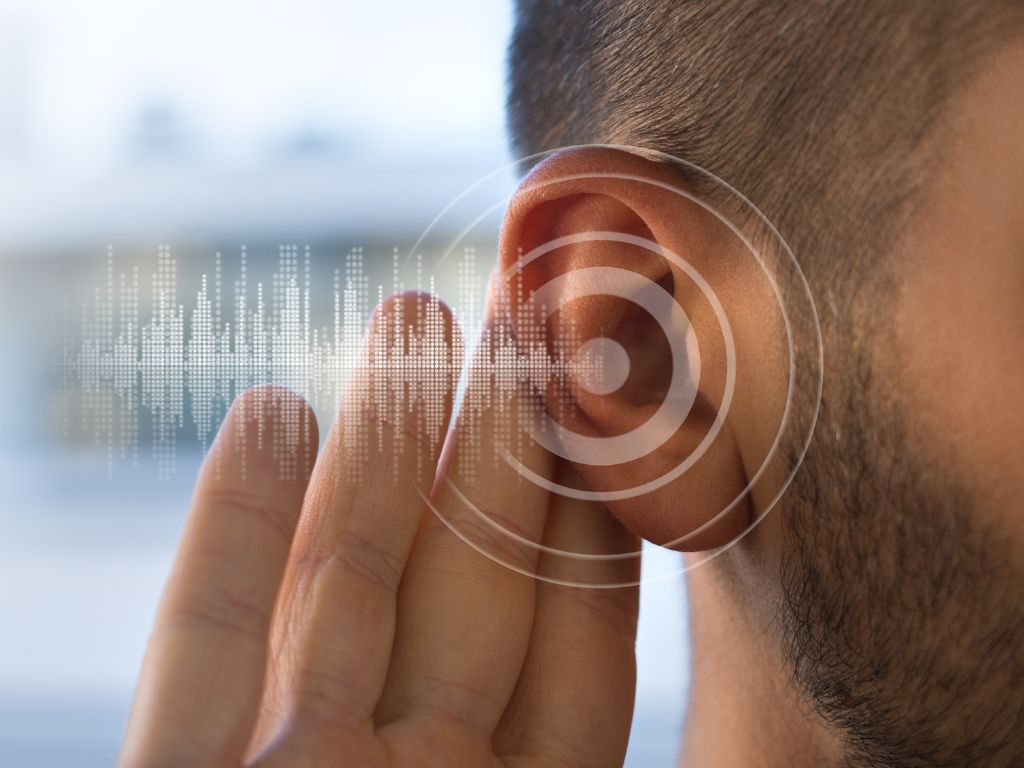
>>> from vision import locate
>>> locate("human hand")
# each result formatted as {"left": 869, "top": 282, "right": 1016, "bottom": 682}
{"left": 119, "top": 292, "right": 640, "bottom": 768}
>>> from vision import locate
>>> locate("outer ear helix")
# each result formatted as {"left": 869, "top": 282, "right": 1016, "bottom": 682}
{"left": 408, "top": 144, "right": 822, "bottom": 583}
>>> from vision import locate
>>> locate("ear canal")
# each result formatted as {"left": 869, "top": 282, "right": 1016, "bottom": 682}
{"left": 498, "top": 148, "right": 756, "bottom": 551}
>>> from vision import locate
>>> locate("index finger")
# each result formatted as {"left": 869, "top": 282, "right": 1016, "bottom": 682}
{"left": 119, "top": 386, "right": 317, "bottom": 767}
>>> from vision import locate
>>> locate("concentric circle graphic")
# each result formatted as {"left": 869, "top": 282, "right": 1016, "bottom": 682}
{"left": 502, "top": 236, "right": 727, "bottom": 495}
{"left": 574, "top": 336, "right": 629, "bottom": 395}
{"left": 407, "top": 145, "right": 823, "bottom": 588}
{"left": 520, "top": 262, "right": 699, "bottom": 468}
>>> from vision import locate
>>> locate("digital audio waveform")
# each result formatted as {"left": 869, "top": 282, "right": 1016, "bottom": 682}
{"left": 65, "top": 245, "right": 601, "bottom": 480}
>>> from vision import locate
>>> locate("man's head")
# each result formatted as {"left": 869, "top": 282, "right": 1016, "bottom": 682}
{"left": 504, "top": 2, "right": 1024, "bottom": 765}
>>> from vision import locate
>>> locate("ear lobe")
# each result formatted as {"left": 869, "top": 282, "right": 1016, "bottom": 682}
{"left": 498, "top": 147, "right": 759, "bottom": 551}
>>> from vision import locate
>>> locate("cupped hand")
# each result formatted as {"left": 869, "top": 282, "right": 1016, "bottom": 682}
{"left": 119, "top": 292, "right": 640, "bottom": 768}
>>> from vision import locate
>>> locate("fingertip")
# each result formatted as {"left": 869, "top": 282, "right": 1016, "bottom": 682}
{"left": 206, "top": 385, "right": 319, "bottom": 489}
{"left": 372, "top": 290, "right": 462, "bottom": 343}
{"left": 367, "top": 291, "right": 465, "bottom": 394}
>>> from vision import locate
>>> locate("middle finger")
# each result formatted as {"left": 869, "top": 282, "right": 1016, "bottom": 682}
{"left": 253, "top": 292, "right": 461, "bottom": 757}
{"left": 374, "top": 285, "right": 556, "bottom": 749}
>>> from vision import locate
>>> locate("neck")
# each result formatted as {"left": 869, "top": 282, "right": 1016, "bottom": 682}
{"left": 679, "top": 551, "right": 841, "bottom": 767}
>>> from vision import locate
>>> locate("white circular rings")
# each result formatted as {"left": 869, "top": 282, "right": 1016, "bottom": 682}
{"left": 521, "top": 262, "right": 699, "bottom": 467}
{"left": 574, "top": 336, "right": 630, "bottom": 395}
{"left": 500, "top": 233, "right": 735, "bottom": 502}
{"left": 407, "top": 144, "right": 823, "bottom": 587}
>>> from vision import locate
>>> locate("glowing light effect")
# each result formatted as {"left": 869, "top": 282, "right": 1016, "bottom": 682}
{"left": 66, "top": 245, "right": 604, "bottom": 480}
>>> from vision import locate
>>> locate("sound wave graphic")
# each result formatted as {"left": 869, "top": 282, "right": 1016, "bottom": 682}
{"left": 65, "top": 245, "right": 599, "bottom": 480}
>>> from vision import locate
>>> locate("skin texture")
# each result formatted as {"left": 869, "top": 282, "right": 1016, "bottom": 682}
{"left": 119, "top": 294, "right": 641, "bottom": 768}
{"left": 685, "top": 38, "right": 1024, "bottom": 768}
{"left": 120, "top": 37, "right": 1022, "bottom": 768}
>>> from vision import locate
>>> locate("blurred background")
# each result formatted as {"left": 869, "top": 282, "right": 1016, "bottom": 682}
{"left": 0, "top": 1, "right": 688, "bottom": 765}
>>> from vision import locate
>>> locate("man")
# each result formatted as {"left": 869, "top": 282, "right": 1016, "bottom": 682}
{"left": 120, "top": 2, "right": 1024, "bottom": 766}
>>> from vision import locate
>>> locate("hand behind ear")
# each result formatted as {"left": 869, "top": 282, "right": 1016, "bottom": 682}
{"left": 498, "top": 146, "right": 794, "bottom": 551}
{"left": 120, "top": 295, "right": 641, "bottom": 768}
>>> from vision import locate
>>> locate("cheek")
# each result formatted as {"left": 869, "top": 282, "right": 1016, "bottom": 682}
{"left": 896, "top": 235, "right": 1024, "bottom": 531}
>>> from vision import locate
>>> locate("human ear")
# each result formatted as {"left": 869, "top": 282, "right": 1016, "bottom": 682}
{"left": 498, "top": 146, "right": 792, "bottom": 551}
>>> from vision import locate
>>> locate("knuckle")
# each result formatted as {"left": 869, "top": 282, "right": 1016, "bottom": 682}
{"left": 331, "top": 528, "right": 405, "bottom": 595}
{"left": 432, "top": 502, "right": 540, "bottom": 575}
{"left": 162, "top": 581, "right": 271, "bottom": 645}
{"left": 198, "top": 486, "right": 297, "bottom": 548}
{"left": 547, "top": 586, "right": 637, "bottom": 640}
{"left": 295, "top": 526, "right": 405, "bottom": 597}
{"left": 403, "top": 675, "right": 500, "bottom": 737}
{"left": 293, "top": 665, "right": 367, "bottom": 731}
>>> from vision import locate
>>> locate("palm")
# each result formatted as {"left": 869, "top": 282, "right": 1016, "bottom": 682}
{"left": 119, "top": 295, "right": 640, "bottom": 768}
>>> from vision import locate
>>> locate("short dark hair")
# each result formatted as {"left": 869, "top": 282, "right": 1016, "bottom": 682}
{"left": 508, "top": 6, "right": 1024, "bottom": 766}
{"left": 506, "top": 1, "right": 1021, "bottom": 283}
